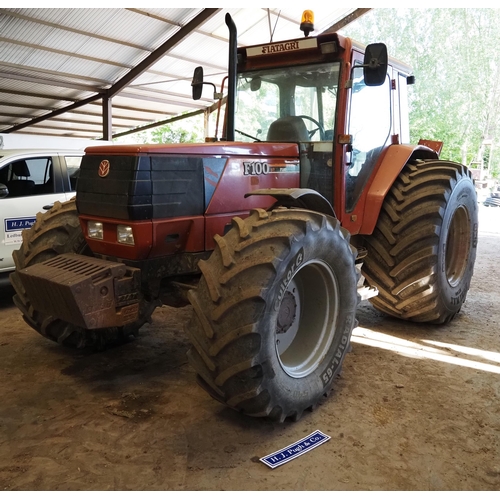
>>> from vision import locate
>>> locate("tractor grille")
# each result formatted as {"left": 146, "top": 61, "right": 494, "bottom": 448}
{"left": 77, "top": 154, "right": 205, "bottom": 220}
{"left": 41, "top": 254, "right": 124, "bottom": 282}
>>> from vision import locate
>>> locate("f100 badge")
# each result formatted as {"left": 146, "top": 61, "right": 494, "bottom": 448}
{"left": 98, "top": 160, "right": 110, "bottom": 178}
{"left": 243, "top": 161, "right": 270, "bottom": 175}
{"left": 243, "top": 161, "right": 299, "bottom": 175}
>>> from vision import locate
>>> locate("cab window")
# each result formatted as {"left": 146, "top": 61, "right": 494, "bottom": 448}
{"left": 235, "top": 62, "right": 340, "bottom": 143}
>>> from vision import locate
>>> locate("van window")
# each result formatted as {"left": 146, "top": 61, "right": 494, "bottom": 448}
{"left": 0, "top": 157, "right": 54, "bottom": 197}
{"left": 65, "top": 156, "right": 83, "bottom": 190}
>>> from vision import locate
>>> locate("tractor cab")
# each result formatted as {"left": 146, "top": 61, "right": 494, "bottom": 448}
{"left": 234, "top": 58, "right": 340, "bottom": 204}
{"left": 193, "top": 11, "right": 414, "bottom": 234}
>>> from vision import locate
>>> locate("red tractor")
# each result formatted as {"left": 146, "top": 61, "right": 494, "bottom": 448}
{"left": 11, "top": 13, "right": 478, "bottom": 422}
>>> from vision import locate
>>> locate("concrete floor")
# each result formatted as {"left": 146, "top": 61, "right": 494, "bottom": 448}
{"left": 0, "top": 204, "right": 499, "bottom": 491}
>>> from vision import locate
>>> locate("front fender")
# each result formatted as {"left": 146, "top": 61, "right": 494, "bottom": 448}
{"left": 245, "top": 188, "right": 335, "bottom": 217}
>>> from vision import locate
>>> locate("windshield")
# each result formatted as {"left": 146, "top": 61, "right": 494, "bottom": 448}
{"left": 234, "top": 62, "right": 341, "bottom": 143}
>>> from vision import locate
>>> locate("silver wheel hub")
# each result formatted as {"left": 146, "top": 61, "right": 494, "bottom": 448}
{"left": 276, "top": 291, "right": 297, "bottom": 333}
{"left": 275, "top": 260, "right": 339, "bottom": 379}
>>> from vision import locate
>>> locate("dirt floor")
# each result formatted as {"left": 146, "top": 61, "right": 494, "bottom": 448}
{"left": 0, "top": 205, "right": 499, "bottom": 491}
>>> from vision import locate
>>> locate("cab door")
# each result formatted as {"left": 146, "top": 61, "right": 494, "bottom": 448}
{"left": 342, "top": 51, "right": 393, "bottom": 231}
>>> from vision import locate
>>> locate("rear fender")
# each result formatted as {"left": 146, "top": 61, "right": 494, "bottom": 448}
{"left": 245, "top": 188, "right": 335, "bottom": 217}
{"left": 359, "top": 144, "right": 439, "bottom": 234}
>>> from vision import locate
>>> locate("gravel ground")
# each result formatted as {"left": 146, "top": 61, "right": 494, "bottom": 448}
{"left": 0, "top": 203, "right": 499, "bottom": 491}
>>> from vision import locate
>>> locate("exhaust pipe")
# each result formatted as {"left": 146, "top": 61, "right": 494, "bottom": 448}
{"left": 225, "top": 13, "right": 237, "bottom": 141}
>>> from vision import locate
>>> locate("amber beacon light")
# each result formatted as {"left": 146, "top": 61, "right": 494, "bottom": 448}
{"left": 300, "top": 10, "right": 314, "bottom": 37}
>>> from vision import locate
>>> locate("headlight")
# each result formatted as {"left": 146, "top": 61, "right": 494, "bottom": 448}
{"left": 117, "top": 225, "right": 135, "bottom": 245}
{"left": 87, "top": 221, "right": 103, "bottom": 240}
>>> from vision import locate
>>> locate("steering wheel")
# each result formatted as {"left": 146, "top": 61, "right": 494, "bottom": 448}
{"left": 235, "top": 128, "right": 261, "bottom": 142}
{"left": 297, "top": 115, "right": 326, "bottom": 140}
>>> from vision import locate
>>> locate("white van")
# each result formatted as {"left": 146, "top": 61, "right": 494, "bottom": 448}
{"left": 0, "top": 149, "right": 84, "bottom": 276}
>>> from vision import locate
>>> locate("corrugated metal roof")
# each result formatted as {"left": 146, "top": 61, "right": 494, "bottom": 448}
{"left": 0, "top": 7, "right": 367, "bottom": 140}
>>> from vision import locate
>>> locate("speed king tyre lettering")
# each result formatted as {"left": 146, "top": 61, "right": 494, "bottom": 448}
{"left": 320, "top": 314, "right": 352, "bottom": 386}
{"left": 274, "top": 248, "right": 304, "bottom": 310}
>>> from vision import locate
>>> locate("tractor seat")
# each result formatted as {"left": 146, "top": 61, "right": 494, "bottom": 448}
{"left": 267, "top": 116, "right": 309, "bottom": 142}
{"left": 267, "top": 116, "right": 312, "bottom": 187}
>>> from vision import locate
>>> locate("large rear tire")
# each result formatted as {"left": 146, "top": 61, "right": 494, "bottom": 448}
{"left": 185, "top": 207, "right": 359, "bottom": 422}
{"left": 10, "top": 199, "right": 156, "bottom": 348}
{"left": 362, "top": 159, "right": 478, "bottom": 324}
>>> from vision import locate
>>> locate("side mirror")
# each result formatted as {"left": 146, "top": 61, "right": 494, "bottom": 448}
{"left": 192, "top": 66, "right": 204, "bottom": 100}
{"left": 0, "top": 183, "right": 9, "bottom": 199}
{"left": 363, "top": 43, "right": 388, "bottom": 87}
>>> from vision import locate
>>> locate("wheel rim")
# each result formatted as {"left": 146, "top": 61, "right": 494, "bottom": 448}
{"left": 275, "top": 260, "right": 339, "bottom": 378}
{"left": 445, "top": 205, "right": 471, "bottom": 287}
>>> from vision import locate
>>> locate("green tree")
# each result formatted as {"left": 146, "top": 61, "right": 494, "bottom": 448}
{"left": 341, "top": 8, "right": 500, "bottom": 176}
{"left": 118, "top": 114, "right": 205, "bottom": 145}
{"left": 150, "top": 115, "right": 204, "bottom": 144}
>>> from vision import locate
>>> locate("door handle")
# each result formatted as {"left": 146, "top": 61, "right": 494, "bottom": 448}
{"left": 42, "top": 204, "right": 54, "bottom": 210}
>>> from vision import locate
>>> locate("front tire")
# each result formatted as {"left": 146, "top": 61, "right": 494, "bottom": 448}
{"left": 362, "top": 159, "right": 478, "bottom": 324}
{"left": 185, "top": 207, "right": 359, "bottom": 422}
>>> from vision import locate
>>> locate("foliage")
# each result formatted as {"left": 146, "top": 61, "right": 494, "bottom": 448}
{"left": 118, "top": 114, "right": 205, "bottom": 145}
{"left": 341, "top": 8, "right": 500, "bottom": 176}
{"left": 150, "top": 115, "right": 204, "bottom": 144}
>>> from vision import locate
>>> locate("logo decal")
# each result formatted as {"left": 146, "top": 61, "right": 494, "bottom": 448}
{"left": 98, "top": 160, "right": 110, "bottom": 178}
{"left": 4, "top": 217, "right": 36, "bottom": 246}
{"left": 5, "top": 217, "right": 36, "bottom": 232}
{"left": 246, "top": 38, "right": 318, "bottom": 58}
{"left": 243, "top": 160, "right": 299, "bottom": 175}
{"left": 260, "top": 430, "right": 331, "bottom": 469}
